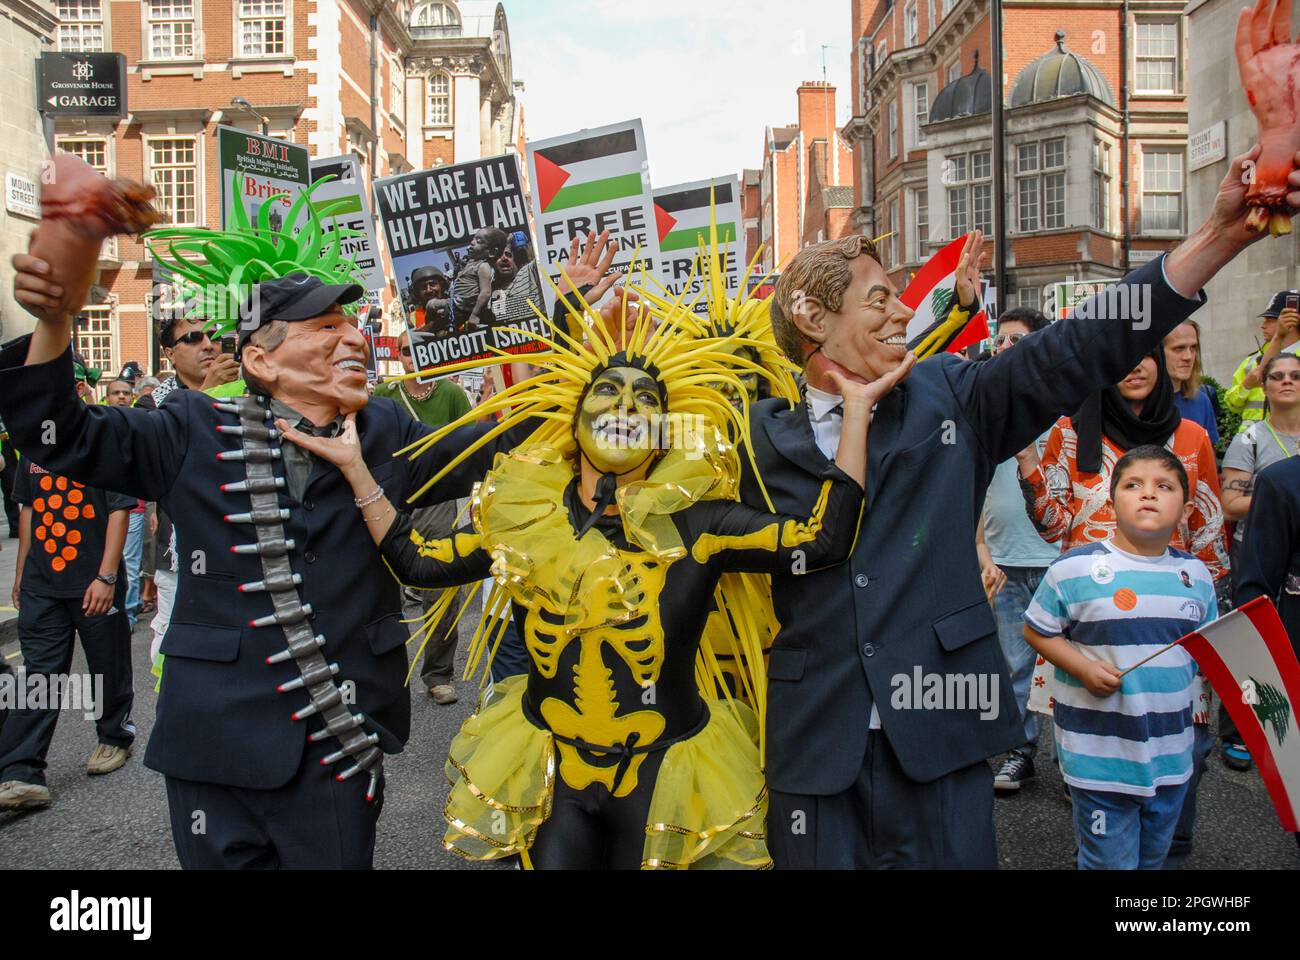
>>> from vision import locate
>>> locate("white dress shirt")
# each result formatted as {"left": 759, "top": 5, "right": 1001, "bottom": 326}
{"left": 803, "top": 384, "right": 883, "bottom": 729}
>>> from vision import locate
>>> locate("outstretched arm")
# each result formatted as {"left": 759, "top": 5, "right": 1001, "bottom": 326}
{"left": 278, "top": 414, "right": 491, "bottom": 588}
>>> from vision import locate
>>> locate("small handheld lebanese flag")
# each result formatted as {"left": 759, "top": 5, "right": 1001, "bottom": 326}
{"left": 899, "top": 233, "right": 989, "bottom": 355}
{"left": 1183, "top": 597, "right": 1300, "bottom": 832}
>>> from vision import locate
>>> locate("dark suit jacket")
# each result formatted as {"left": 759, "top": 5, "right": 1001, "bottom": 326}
{"left": 0, "top": 339, "right": 495, "bottom": 790}
{"left": 742, "top": 257, "right": 1207, "bottom": 793}
{"left": 1235, "top": 456, "right": 1300, "bottom": 653}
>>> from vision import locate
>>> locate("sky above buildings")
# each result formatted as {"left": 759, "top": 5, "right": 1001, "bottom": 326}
{"left": 506, "top": 0, "right": 852, "bottom": 186}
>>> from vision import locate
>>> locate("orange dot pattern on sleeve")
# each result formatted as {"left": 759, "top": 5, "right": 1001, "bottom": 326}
{"left": 68, "top": 489, "right": 83, "bottom": 504}
{"left": 51, "top": 557, "right": 66, "bottom": 572}
{"left": 39, "top": 476, "right": 52, "bottom": 491}
{"left": 44, "top": 539, "right": 57, "bottom": 554}
{"left": 55, "top": 477, "right": 67, "bottom": 491}
{"left": 64, "top": 506, "right": 79, "bottom": 521}
{"left": 67, "top": 529, "right": 81, "bottom": 545}
{"left": 82, "top": 505, "right": 95, "bottom": 520}
{"left": 48, "top": 494, "right": 63, "bottom": 510}
{"left": 33, "top": 497, "right": 45, "bottom": 512}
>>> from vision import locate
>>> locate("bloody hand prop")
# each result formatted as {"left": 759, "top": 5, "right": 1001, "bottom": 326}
{"left": 1236, "top": 0, "right": 1300, "bottom": 235}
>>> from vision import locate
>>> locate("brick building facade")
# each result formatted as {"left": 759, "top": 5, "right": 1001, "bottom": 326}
{"left": 753, "top": 81, "right": 855, "bottom": 274}
{"left": 46, "top": 0, "right": 522, "bottom": 376}
{"left": 845, "top": 0, "right": 1190, "bottom": 311}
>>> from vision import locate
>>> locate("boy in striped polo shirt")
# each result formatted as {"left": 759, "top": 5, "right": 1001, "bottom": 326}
{"left": 1024, "top": 445, "right": 1218, "bottom": 869}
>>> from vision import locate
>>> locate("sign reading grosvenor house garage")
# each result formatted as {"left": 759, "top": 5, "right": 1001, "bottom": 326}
{"left": 38, "top": 53, "right": 127, "bottom": 118}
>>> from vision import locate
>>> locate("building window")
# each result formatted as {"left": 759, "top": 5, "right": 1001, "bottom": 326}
{"left": 946, "top": 150, "right": 991, "bottom": 239}
{"left": 58, "top": 138, "right": 109, "bottom": 174}
{"left": 239, "top": 1, "right": 287, "bottom": 58}
{"left": 911, "top": 188, "right": 929, "bottom": 261}
{"left": 946, "top": 58, "right": 961, "bottom": 87}
{"left": 942, "top": 0, "right": 957, "bottom": 16}
{"left": 58, "top": 0, "right": 104, "bottom": 52}
{"left": 1018, "top": 287, "right": 1041, "bottom": 309}
{"left": 1141, "top": 147, "right": 1184, "bottom": 232}
{"left": 904, "top": 1, "right": 918, "bottom": 45}
{"left": 887, "top": 101, "right": 898, "bottom": 160}
{"left": 427, "top": 71, "right": 451, "bottom": 126}
{"left": 887, "top": 197, "right": 900, "bottom": 268}
{"left": 390, "top": 59, "right": 404, "bottom": 116}
{"left": 75, "top": 305, "right": 114, "bottom": 376}
{"left": 1016, "top": 138, "right": 1066, "bottom": 232}
{"left": 909, "top": 82, "right": 928, "bottom": 149}
{"left": 927, "top": 0, "right": 935, "bottom": 32}
{"left": 413, "top": 1, "right": 460, "bottom": 26}
{"left": 1091, "top": 139, "right": 1111, "bottom": 232}
{"left": 146, "top": 0, "right": 197, "bottom": 60}
{"left": 1135, "top": 21, "right": 1179, "bottom": 94}
{"left": 149, "top": 137, "right": 198, "bottom": 225}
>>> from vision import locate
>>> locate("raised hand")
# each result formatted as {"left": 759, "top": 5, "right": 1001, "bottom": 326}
{"left": 954, "top": 229, "right": 986, "bottom": 308}
{"left": 557, "top": 230, "right": 621, "bottom": 300}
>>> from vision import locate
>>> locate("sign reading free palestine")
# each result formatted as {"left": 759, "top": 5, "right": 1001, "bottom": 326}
{"left": 653, "top": 175, "right": 743, "bottom": 315}
{"left": 526, "top": 119, "right": 661, "bottom": 313}
{"left": 217, "top": 125, "right": 309, "bottom": 231}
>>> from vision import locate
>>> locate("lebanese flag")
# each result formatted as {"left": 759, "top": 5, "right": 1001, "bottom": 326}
{"left": 1182, "top": 597, "right": 1300, "bottom": 832}
{"left": 899, "top": 233, "right": 989, "bottom": 355}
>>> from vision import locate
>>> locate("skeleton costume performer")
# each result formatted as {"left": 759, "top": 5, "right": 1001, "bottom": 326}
{"left": 344, "top": 280, "right": 866, "bottom": 869}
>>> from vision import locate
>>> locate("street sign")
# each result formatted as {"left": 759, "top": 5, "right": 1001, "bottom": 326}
{"left": 1188, "top": 121, "right": 1227, "bottom": 173}
{"left": 5, "top": 172, "right": 40, "bottom": 220}
{"left": 38, "top": 53, "right": 127, "bottom": 118}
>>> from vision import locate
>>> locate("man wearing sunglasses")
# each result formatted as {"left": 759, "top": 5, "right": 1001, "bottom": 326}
{"left": 137, "top": 313, "right": 241, "bottom": 409}
{"left": 371, "top": 341, "right": 471, "bottom": 704}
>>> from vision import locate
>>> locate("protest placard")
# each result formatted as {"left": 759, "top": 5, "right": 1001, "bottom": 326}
{"left": 653, "top": 176, "right": 742, "bottom": 314}
{"left": 373, "top": 153, "right": 544, "bottom": 378}
{"left": 217, "top": 126, "right": 309, "bottom": 231}
{"left": 526, "top": 119, "right": 660, "bottom": 312}
{"left": 309, "top": 154, "right": 386, "bottom": 292}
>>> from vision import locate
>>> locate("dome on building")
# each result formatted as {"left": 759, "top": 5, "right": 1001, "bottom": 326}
{"left": 1010, "top": 31, "right": 1115, "bottom": 108}
{"left": 929, "top": 54, "right": 992, "bottom": 123}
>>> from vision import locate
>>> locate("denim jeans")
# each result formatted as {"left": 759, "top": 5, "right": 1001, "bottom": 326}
{"left": 123, "top": 510, "right": 146, "bottom": 629}
{"left": 1070, "top": 780, "right": 1190, "bottom": 869}
{"left": 992, "top": 565, "right": 1046, "bottom": 757}
{"left": 1164, "top": 722, "right": 1214, "bottom": 869}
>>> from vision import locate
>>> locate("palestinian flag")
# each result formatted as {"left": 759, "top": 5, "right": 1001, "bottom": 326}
{"left": 654, "top": 180, "right": 738, "bottom": 253}
{"left": 532, "top": 128, "right": 646, "bottom": 215}
{"left": 899, "top": 233, "right": 989, "bottom": 356}
{"left": 1182, "top": 597, "right": 1300, "bottom": 831}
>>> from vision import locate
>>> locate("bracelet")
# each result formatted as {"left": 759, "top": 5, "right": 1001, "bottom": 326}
{"left": 355, "top": 486, "right": 384, "bottom": 508}
{"left": 362, "top": 504, "right": 391, "bottom": 524}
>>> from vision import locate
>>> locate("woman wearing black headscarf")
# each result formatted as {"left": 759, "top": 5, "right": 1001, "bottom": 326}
{"left": 1018, "top": 346, "right": 1228, "bottom": 581}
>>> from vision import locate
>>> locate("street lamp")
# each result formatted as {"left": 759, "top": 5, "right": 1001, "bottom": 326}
{"left": 230, "top": 96, "right": 268, "bottom": 136}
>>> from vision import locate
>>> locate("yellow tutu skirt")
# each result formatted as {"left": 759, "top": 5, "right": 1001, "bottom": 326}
{"left": 442, "top": 676, "right": 772, "bottom": 869}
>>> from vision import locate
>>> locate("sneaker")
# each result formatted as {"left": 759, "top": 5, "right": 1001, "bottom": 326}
{"left": 0, "top": 780, "right": 52, "bottom": 810}
{"left": 994, "top": 751, "right": 1035, "bottom": 792}
{"left": 1221, "top": 740, "right": 1253, "bottom": 772}
{"left": 86, "top": 743, "right": 132, "bottom": 776}
{"left": 428, "top": 684, "right": 459, "bottom": 706}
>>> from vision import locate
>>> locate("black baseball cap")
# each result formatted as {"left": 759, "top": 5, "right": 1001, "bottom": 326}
{"left": 1260, "top": 290, "right": 1299, "bottom": 319}
{"left": 239, "top": 273, "right": 365, "bottom": 348}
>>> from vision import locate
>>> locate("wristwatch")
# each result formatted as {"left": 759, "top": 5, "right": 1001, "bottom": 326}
{"left": 95, "top": 574, "right": 118, "bottom": 586}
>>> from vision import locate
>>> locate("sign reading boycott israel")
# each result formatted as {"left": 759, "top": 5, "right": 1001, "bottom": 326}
{"left": 373, "top": 153, "right": 544, "bottom": 378}
{"left": 526, "top": 119, "right": 661, "bottom": 312}
{"left": 218, "top": 126, "right": 310, "bottom": 231}
{"left": 653, "top": 176, "right": 743, "bottom": 314}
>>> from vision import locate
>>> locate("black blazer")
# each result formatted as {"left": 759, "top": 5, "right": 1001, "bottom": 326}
{"left": 0, "top": 340, "right": 494, "bottom": 790}
{"left": 741, "top": 257, "right": 1207, "bottom": 794}
{"left": 1235, "top": 456, "right": 1300, "bottom": 654}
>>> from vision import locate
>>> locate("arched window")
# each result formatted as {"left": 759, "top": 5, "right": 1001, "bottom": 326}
{"left": 413, "top": 1, "right": 459, "bottom": 27}
{"left": 427, "top": 71, "right": 451, "bottom": 126}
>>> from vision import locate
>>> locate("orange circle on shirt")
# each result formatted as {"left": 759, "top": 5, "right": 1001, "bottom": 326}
{"left": 72, "top": 481, "right": 84, "bottom": 489}
{"left": 42, "top": 512, "right": 54, "bottom": 527}
{"left": 44, "top": 539, "right": 57, "bottom": 554}
{"left": 64, "top": 506, "right": 80, "bottom": 521}
{"left": 51, "top": 522, "right": 66, "bottom": 537}
{"left": 1113, "top": 588, "right": 1138, "bottom": 611}
{"left": 34, "top": 525, "right": 47, "bottom": 541}
{"left": 68, "top": 489, "right": 83, "bottom": 504}
{"left": 61, "top": 546, "right": 77, "bottom": 562}
{"left": 47, "top": 494, "right": 63, "bottom": 510}
{"left": 32, "top": 497, "right": 45, "bottom": 512}
{"left": 39, "top": 475, "right": 52, "bottom": 491}
{"left": 82, "top": 504, "right": 95, "bottom": 520}
{"left": 67, "top": 529, "right": 81, "bottom": 545}
{"left": 51, "top": 557, "right": 66, "bottom": 572}
{"left": 55, "top": 476, "right": 67, "bottom": 491}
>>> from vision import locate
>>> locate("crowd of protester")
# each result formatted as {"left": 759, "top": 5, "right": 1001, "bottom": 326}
{"left": 1, "top": 277, "right": 1298, "bottom": 871}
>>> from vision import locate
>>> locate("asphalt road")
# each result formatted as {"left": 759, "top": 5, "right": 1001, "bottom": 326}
{"left": 1, "top": 514, "right": 1297, "bottom": 870}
